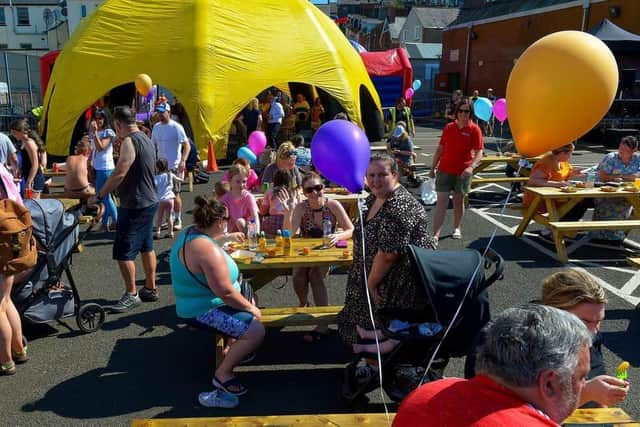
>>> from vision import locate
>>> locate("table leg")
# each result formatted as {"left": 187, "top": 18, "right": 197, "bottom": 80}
{"left": 515, "top": 195, "right": 540, "bottom": 237}
{"left": 626, "top": 196, "right": 640, "bottom": 220}
{"left": 552, "top": 228, "right": 569, "bottom": 263}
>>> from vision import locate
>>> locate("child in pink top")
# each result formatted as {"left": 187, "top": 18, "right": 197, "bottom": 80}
{"left": 259, "top": 169, "right": 300, "bottom": 236}
{"left": 221, "top": 158, "right": 260, "bottom": 192}
{"left": 220, "top": 164, "right": 260, "bottom": 234}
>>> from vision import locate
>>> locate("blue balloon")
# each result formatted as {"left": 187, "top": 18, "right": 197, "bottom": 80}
{"left": 311, "top": 120, "right": 370, "bottom": 193}
{"left": 474, "top": 97, "right": 493, "bottom": 122}
{"left": 412, "top": 79, "right": 422, "bottom": 91}
{"left": 237, "top": 146, "right": 257, "bottom": 165}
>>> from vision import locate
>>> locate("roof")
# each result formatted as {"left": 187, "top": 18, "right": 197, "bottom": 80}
{"left": 389, "top": 16, "right": 406, "bottom": 39}
{"left": 0, "top": 0, "right": 59, "bottom": 5}
{"left": 448, "top": 0, "right": 576, "bottom": 27}
{"left": 412, "top": 7, "right": 460, "bottom": 29}
{"left": 404, "top": 42, "right": 442, "bottom": 60}
{"left": 588, "top": 18, "right": 640, "bottom": 54}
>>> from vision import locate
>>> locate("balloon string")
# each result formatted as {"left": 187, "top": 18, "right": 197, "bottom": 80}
{"left": 419, "top": 165, "right": 521, "bottom": 386}
{"left": 357, "top": 200, "right": 391, "bottom": 425}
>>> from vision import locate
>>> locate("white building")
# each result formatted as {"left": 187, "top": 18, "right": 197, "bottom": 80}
{"left": 66, "top": 0, "right": 100, "bottom": 36}
{"left": 0, "top": 0, "right": 65, "bottom": 55}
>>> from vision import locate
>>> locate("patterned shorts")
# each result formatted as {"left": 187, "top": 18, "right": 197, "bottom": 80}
{"left": 195, "top": 305, "right": 254, "bottom": 339}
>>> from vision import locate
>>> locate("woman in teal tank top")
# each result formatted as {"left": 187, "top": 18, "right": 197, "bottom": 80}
{"left": 170, "top": 196, "right": 264, "bottom": 397}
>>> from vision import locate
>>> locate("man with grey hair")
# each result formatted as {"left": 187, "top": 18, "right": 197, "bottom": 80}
{"left": 393, "top": 304, "right": 591, "bottom": 427}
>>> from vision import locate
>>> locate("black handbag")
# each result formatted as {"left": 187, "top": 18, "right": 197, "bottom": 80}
{"left": 181, "top": 227, "right": 253, "bottom": 302}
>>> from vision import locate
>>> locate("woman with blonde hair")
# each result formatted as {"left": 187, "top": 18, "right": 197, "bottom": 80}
{"left": 542, "top": 270, "right": 628, "bottom": 407}
{"left": 241, "top": 98, "right": 263, "bottom": 140}
{"left": 260, "top": 141, "right": 304, "bottom": 189}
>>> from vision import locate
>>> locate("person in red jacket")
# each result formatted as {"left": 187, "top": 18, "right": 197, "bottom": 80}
{"left": 393, "top": 304, "right": 592, "bottom": 427}
{"left": 430, "top": 100, "right": 483, "bottom": 243}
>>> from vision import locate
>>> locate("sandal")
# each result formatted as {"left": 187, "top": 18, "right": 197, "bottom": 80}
{"left": 12, "top": 346, "right": 28, "bottom": 364}
{"left": 303, "top": 330, "right": 328, "bottom": 343}
{"left": 212, "top": 376, "right": 248, "bottom": 396}
{"left": 0, "top": 361, "right": 16, "bottom": 376}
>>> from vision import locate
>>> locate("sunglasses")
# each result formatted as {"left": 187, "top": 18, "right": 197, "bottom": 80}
{"left": 221, "top": 216, "right": 230, "bottom": 221}
{"left": 304, "top": 184, "right": 324, "bottom": 194}
{"left": 280, "top": 149, "right": 296, "bottom": 158}
{"left": 458, "top": 109, "right": 470, "bottom": 114}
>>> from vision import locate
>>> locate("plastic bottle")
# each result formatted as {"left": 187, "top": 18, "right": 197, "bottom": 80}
{"left": 275, "top": 229, "right": 284, "bottom": 254}
{"left": 282, "top": 229, "right": 293, "bottom": 256}
{"left": 258, "top": 231, "right": 267, "bottom": 251}
{"left": 247, "top": 219, "right": 258, "bottom": 250}
{"left": 322, "top": 216, "right": 333, "bottom": 247}
{"left": 586, "top": 169, "right": 597, "bottom": 189}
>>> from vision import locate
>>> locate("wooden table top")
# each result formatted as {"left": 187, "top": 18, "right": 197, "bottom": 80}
{"left": 479, "top": 154, "right": 543, "bottom": 163}
{"left": 131, "top": 408, "right": 636, "bottom": 427}
{"left": 43, "top": 169, "right": 66, "bottom": 177}
{"left": 525, "top": 186, "right": 640, "bottom": 199}
{"left": 235, "top": 238, "right": 353, "bottom": 271}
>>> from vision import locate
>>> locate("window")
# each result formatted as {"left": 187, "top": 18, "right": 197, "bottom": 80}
{"left": 81, "top": 5, "right": 86, "bottom": 17}
{"left": 17, "top": 7, "right": 30, "bottom": 26}
{"left": 0, "top": 8, "right": 5, "bottom": 26}
{"left": 414, "top": 25, "right": 421, "bottom": 40}
{"left": 401, "top": 29, "right": 407, "bottom": 42}
{"left": 0, "top": 44, "right": 8, "bottom": 49}
{"left": 20, "top": 43, "right": 32, "bottom": 49}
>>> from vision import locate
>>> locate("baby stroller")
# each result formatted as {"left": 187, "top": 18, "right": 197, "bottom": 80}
{"left": 342, "top": 245, "right": 504, "bottom": 404}
{"left": 11, "top": 199, "right": 106, "bottom": 333}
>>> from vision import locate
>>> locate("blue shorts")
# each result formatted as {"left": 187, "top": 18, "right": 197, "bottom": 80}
{"left": 113, "top": 203, "right": 158, "bottom": 261}
{"left": 195, "top": 305, "right": 254, "bottom": 339}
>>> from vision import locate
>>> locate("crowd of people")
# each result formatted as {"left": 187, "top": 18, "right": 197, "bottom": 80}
{"left": 0, "top": 91, "right": 634, "bottom": 424}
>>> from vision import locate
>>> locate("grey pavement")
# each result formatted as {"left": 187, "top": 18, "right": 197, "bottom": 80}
{"left": 2, "top": 125, "right": 639, "bottom": 425}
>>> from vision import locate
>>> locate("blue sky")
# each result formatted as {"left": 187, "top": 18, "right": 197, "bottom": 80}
{"left": 310, "top": 0, "right": 338, "bottom": 4}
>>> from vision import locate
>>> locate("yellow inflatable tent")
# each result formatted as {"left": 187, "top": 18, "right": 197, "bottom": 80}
{"left": 42, "top": 0, "right": 382, "bottom": 157}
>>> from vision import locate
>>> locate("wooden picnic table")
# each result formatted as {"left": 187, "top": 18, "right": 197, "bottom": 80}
{"left": 43, "top": 168, "right": 66, "bottom": 178}
{"left": 237, "top": 237, "right": 353, "bottom": 291}
{"left": 131, "top": 408, "right": 637, "bottom": 426}
{"left": 514, "top": 186, "right": 640, "bottom": 263}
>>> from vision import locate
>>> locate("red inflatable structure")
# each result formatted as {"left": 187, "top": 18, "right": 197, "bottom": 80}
{"left": 39, "top": 50, "right": 61, "bottom": 96}
{"left": 359, "top": 48, "right": 413, "bottom": 108}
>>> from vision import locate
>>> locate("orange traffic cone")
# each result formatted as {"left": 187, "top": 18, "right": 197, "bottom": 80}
{"left": 207, "top": 139, "right": 218, "bottom": 172}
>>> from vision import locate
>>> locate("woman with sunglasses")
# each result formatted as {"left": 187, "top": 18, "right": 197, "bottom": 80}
{"left": 337, "top": 153, "right": 435, "bottom": 379}
{"left": 430, "top": 100, "right": 484, "bottom": 243}
{"left": 591, "top": 136, "right": 640, "bottom": 242}
{"left": 89, "top": 109, "right": 118, "bottom": 231}
{"left": 282, "top": 172, "right": 354, "bottom": 342}
{"left": 9, "top": 119, "right": 45, "bottom": 199}
{"left": 170, "top": 196, "right": 263, "bottom": 405}
{"left": 523, "top": 143, "right": 589, "bottom": 239}
{"left": 260, "top": 142, "right": 303, "bottom": 190}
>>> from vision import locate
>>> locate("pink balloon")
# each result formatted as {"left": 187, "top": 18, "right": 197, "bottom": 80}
{"left": 493, "top": 98, "right": 508, "bottom": 123}
{"left": 248, "top": 131, "right": 267, "bottom": 156}
{"left": 405, "top": 88, "right": 415, "bottom": 100}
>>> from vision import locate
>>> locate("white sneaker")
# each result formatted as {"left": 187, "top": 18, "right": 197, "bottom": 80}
{"left": 173, "top": 218, "right": 183, "bottom": 231}
{"left": 198, "top": 390, "right": 239, "bottom": 408}
{"left": 452, "top": 229, "right": 462, "bottom": 239}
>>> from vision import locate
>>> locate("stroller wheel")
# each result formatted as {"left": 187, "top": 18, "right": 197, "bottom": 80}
{"left": 76, "top": 303, "right": 106, "bottom": 333}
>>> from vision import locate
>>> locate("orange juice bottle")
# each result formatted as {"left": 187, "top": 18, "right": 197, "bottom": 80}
{"left": 258, "top": 231, "right": 267, "bottom": 251}
{"left": 283, "top": 229, "right": 293, "bottom": 256}
{"left": 275, "top": 229, "right": 284, "bottom": 255}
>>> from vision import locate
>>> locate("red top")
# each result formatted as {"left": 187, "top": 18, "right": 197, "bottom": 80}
{"left": 392, "top": 375, "right": 559, "bottom": 427}
{"left": 437, "top": 121, "right": 484, "bottom": 175}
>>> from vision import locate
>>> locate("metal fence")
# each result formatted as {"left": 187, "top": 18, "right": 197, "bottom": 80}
{"left": 0, "top": 52, "right": 42, "bottom": 132}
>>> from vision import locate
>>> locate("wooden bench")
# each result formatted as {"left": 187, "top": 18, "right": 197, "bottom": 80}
{"left": 549, "top": 220, "right": 640, "bottom": 263}
{"left": 213, "top": 305, "right": 343, "bottom": 367}
{"left": 133, "top": 413, "right": 395, "bottom": 427}
{"left": 471, "top": 176, "right": 529, "bottom": 187}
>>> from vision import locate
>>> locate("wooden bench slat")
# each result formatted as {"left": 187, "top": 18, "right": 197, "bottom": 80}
{"left": 549, "top": 220, "right": 640, "bottom": 231}
{"left": 472, "top": 177, "right": 529, "bottom": 185}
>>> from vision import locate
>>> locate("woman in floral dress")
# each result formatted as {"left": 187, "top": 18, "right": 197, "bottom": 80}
{"left": 337, "top": 152, "right": 435, "bottom": 380}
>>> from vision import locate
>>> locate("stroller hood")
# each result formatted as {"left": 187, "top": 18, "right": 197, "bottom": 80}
{"left": 408, "top": 246, "right": 499, "bottom": 327}
{"left": 24, "top": 199, "right": 78, "bottom": 249}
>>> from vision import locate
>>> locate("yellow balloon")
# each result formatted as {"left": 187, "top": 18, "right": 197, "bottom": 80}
{"left": 134, "top": 73, "right": 153, "bottom": 96}
{"left": 506, "top": 31, "right": 618, "bottom": 157}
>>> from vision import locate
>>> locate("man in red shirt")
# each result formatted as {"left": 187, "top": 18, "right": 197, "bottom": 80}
{"left": 393, "top": 304, "right": 592, "bottom": 427}
{"left": 430, "top": 99, "right": 483, "bottom": 244}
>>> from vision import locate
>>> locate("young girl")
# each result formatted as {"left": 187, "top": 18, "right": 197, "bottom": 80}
{"left": 220, "top": 164, "right": 260, "bottom": 234}
{"left": 154, "top": 158, "right": 183, "bottom": 239}
{"left": 221, "top": 158, "right": 260, "bottom": 192}
{"left": 259, "top": 169, "right": 300, "bottom": 237}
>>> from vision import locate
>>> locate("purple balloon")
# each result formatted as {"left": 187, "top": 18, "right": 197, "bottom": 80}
{"left": 144, "top": 86, "right": 156, "bottom": 103}
{"left": 493, "top": 98, "right": 508, "bottom": 123}
{"left": 311, "top": 120, "right": 370, "bottom": 193}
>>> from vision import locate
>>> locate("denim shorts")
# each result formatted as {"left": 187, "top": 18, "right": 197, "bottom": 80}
{"left": 435, "top": 170, "right": 472, "bottom": 194}
{"left": 113, "top": 203, "right": 158, "bottom": 261}
{"left": 195, "top": 305, "right": 254, "bottom": 339}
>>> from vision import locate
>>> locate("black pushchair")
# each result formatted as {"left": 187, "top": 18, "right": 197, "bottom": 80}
{"left": 342, "top": 245, "right": 504, "bottom": 404}
{"left": 11, "top": 199, "right": 106, "bottom": 333}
